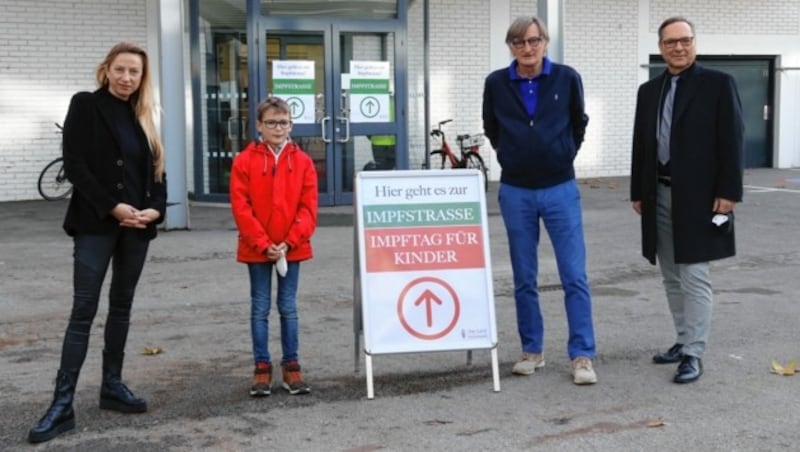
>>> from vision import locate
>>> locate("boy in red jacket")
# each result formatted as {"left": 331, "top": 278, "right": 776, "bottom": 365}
{"left": 230, "top": 97, "right": 318, "bottom": 397}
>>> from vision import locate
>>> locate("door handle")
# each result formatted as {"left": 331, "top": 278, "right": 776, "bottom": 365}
{"left": 227, "top": 117, "right": 236, "bottom": 140}
{"left": 336, "top": 116, "right": 350, "bottom": 143}
{"left": 320, "top": 116, "right": 331, "bottom": 143}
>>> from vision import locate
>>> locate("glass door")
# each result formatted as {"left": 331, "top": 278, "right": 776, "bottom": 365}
{"left": 333, "top": 26, "right": 401, "bottom": 205}
{"left": 259, "top": 19, "right": 402, "bottom": 205}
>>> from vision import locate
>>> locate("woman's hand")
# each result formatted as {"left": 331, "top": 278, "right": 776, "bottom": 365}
{"left": 113, "top": 204, "right": 160, "bottom": 229}
{"left": 134, "top": 208, "right": 161, "bottom": 225}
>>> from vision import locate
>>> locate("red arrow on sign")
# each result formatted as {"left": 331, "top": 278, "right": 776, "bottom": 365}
{"left": 414, "top": 289, "right": 443, "bottom": 327}
{"left": 397, "top": 276, "right": 460, "bottom": 340}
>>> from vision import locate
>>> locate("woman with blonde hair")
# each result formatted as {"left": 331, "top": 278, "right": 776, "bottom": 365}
{"left": 28, "top": 42, "right": 166, "bottom": 443}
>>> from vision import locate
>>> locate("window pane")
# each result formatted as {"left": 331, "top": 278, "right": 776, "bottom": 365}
{"left": 261, "top": 0, "right": 397, "bottom": 19}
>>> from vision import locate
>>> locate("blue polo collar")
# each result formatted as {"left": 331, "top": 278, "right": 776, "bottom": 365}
{"left": 508, "top": 57, "right": 552, "bottom": 80}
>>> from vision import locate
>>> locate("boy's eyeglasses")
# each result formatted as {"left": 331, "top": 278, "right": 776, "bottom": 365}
{"left": 261, "top": 120, "right": 292, "bottom": 129}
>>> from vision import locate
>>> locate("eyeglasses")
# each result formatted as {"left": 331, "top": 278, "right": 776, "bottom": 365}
{"left": 261, "top": 119, "right": 292, "bottom": 129}
{"left": 661, "top": 36, "right": 694, "bottom": 49}
{"left": 510, "top": 36, "right": 545, "bottom": 49}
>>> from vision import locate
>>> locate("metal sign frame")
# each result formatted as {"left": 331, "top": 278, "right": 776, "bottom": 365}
{"left": 353, "top": 169, "right": 500, "bottom": 399}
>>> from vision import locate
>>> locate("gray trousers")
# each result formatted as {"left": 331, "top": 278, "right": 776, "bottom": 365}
{"left": 655, "top": 183, "right": 713, "bottom": 358}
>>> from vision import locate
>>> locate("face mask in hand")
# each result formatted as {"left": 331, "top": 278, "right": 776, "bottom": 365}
{"left": 276, "top": 250, "right": 288, "bottom": 277}
{"left": 711, "top": 212, "right": 734, "bottom": 235}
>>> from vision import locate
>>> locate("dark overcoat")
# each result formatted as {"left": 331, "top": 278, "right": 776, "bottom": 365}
{"left": 630, "top": 63, "right": 744, "bottom": 265}
{"left": 62, "top": 88, "right": 167, "bottom": 240}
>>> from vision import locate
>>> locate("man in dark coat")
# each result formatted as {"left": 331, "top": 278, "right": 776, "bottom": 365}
{"left": 630, "top": 16, "right": 744, "bottom": 384}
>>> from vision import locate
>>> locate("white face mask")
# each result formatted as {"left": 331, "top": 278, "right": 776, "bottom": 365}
{"left": 276, "top": 249, "right": 288, "bottom": 276}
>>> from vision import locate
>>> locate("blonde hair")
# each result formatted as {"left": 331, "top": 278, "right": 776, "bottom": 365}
{"left": 96, "top": 42, "right": 165, "bottom": 182}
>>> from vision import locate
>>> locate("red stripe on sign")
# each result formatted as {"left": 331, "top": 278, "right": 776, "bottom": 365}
{"left": 365, "top": 225, "right": 484, "bottom": 272}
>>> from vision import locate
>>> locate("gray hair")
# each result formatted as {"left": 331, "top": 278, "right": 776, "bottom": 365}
{"left": 505, "top": 16, "right": 550, "bottom": 44}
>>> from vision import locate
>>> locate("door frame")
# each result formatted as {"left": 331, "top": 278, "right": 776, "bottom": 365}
{"left": 254, "top": 13, "right": 407, "bottom": 206}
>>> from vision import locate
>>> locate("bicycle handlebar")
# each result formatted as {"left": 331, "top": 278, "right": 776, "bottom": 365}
{"left": 431, "top": 119, "right": 453, "bottom": 137}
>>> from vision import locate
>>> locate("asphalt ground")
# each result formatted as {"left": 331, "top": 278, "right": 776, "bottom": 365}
{"left": 1, "top": 168, "right": 799, "bottom": 451}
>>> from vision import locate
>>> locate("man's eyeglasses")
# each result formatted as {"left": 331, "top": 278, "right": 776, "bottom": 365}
{"left": 261, "top": 119, "right": 292, "bottom": 129}
{"left": 510, "top": 36, "right": 545, "bottom": 49}
{"left": 661, "top": 36, "right": 694, "bottom": 49}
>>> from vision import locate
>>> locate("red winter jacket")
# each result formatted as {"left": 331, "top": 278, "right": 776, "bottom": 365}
{"left": 230, "top": 140, "right": 318, "bottom": 263}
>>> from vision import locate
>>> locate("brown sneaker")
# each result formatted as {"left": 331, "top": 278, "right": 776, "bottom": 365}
{"left": 249, "top": 362, "right": 272, "bottom": 397}
{"left": 281, "top": 361, "right": 310, "bottom": 395}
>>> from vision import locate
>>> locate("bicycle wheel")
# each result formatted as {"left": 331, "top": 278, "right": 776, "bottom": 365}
{"left": 38, "top": 157, "right": 72, "bottom": 200}
{"left": 464, "top": 153, "right": 489, "bottom": 192}
{"left": 430, "top": 149, "right": 453, "bottom": 170}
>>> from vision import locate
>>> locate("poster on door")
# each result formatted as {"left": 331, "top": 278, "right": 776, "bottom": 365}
{"left": 271, "top": 60, "right": 315, "bottom": 124}
{"left": 356, "top": 170, "right": 497, "bottom": 354}
{"left": 349, "top": 60, "right": 391, "bottom": 123}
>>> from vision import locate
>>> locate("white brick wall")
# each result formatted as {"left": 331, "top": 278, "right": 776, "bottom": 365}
{"left": 426, "top": 0, "right": 492, "bottom": 174}
{"left": 511, "top": 0, "right": 537, "bottom": 20}
{"left": 649, "top": 0, "right": 800, "bottom": 35}
{"left": 0, "top": 0, "right": 147, "bottom": 201}
{"left": 566, "top": 0, "right": 640, "bottom": 177}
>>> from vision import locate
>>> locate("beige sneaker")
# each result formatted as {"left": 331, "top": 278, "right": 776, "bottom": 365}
{"left": 572, "top": 357, "right": 597, "bottom": 385}
{"left": 512, "top": 352, "right": 545, "bottom": 375}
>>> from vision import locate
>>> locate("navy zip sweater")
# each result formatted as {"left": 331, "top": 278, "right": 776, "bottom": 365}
{"left": 482, "top": 62, "right": 589, "bottom": 189}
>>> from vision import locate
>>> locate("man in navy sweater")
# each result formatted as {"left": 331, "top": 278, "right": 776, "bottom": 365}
{"left": 483, "top": 16, "right": 596, "bottom": 385}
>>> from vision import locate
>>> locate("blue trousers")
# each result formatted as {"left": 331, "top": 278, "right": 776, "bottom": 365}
{"left": 498, "top": 180, "right": 596, "bottom": 359}
{"left": 247, "top": 261, "right": 301, "bottom": 365}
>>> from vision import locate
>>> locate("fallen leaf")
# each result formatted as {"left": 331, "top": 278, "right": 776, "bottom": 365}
{"left": 645, "top": 419, "right": 666, "bottom": 428}
{"left": 141, "top": 346, "right": 164, "bottom": 355}
{"left": 770, "top": 359, "right": 796, "bottom": 376}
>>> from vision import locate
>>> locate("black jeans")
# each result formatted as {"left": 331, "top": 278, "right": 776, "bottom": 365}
{"left": 59, "top": 229, "right": 150, "bottom": 372}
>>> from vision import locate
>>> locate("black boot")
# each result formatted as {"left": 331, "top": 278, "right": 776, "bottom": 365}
{"left": 99, "top": 350, "right": 147, "bottom": 413}
{"left": 28, "top": 369, "right": 78, "bottom": 443}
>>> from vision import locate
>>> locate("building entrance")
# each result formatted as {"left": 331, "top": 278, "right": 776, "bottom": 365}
{"left": 260, "top": 23, "right": 404, "bottom": 205}
{"left": 191, "top": 0, "right": 408, "bottom": 205}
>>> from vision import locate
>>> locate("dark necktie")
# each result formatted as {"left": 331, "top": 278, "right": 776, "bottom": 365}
{"left": 658, "top": 76, "right": 679, "bottom": 165}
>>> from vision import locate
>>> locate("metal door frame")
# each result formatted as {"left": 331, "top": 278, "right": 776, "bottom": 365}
{"left": 252, "top": 6, "right": 407, "bottom": 205}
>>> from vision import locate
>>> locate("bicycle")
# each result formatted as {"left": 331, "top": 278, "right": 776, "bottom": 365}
{"left": 37, "top": 123, "right": 72, "bottom": 201}
{"left": 429, "top": 119, "right": 488, "bottom": 191}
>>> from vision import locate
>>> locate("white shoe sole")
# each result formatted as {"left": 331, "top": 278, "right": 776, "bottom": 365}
{"left": 512, "top": 360, "right": 546, "bottom": 375}
{"left": 573, "top": 371, "right": 597, "bottom": 385}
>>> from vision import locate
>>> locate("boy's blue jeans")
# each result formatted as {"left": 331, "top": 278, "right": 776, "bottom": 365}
{"left": 498, "top": 180, "right": 596, "bottom": 360}
{"left": 247, "top": 261, "right": 300, "bottom": 365}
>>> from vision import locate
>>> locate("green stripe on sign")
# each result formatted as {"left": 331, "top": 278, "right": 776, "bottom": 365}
{"left": 273, "top": 79, "right": 314, "bottom": 94}
{"left": 350, "top": 79, "right": 389, "bottom": 93}
{"left": 363, "top": 202, "right": 481, "bottom": 227}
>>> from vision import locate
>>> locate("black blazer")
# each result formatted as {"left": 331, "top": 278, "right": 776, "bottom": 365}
{"left": 631, "top": 63, "right": 744, "bottom": 264}
{"left": 62, "top": 88, "right": 166, "bottom": 240}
